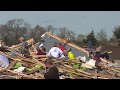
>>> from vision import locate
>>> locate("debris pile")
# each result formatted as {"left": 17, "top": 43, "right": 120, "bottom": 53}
{"left": 0, "top": 32, "right": 120, "bottom": 79}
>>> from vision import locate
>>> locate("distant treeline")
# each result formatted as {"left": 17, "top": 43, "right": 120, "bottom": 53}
{"left": 0, "top": 18, "right": 120, "bottom": 47}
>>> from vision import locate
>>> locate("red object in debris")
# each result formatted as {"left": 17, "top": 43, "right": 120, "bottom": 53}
{"left": 58, "top": 45, "right": 66, "bottom": 52}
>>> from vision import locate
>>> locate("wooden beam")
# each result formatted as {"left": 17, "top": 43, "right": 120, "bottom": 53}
{"left": 6, "top": 61, "right": 16, "bottom": 70}
{"left": 7, "top": 69, "right": 39, "bottom": 79}
{"left": 45, "top": 32, "right": 89, "bottom": 56}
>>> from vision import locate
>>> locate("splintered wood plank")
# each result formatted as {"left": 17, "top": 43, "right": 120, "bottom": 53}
{"left": 32, "top": 58, "right": 46, "bottom": 67}
{"left": 58, "top": 67, "right": 91, "bottom": 78}
{"left": 0, "top": 51, "right": 22, "bottom": 61}
{"left": 50, "top": 58, "right": 92, "bottom": 76}
{"left": 32, "top": 55, "right": 47, "bottom": 59}
{"left": 91, "top": 72, "right": 113, "bottom": 78}
{"left": 0, "top": 68, "right": 8, "bottom": 72}
{"left": 39, "top": 58, "right": 48, "bottom": 63}
{"left": 45, "top": 32, "right": 89, "bottom": 56}
{"left": 7, "top": 70, "right": 39, "bottom": 79}
{"left": 34, "top": 73, "right": 44, "bottom": 79}
{"left": 25, "top": 69, "right": 40, "bottom": 75}
{"left": 25, "top": 69, "right": 44, "bottom": 78}
{"left": 0, "top": 51, "right": 36, "bottom": 64}
{"left": 67, "top": 59, "right": 81, "bottom": 64}
{"left": 6, "top": 61, "right": 16, "bottom": 70}
{"left": 0, "top": 71, "right": 16, "bottom": 76}
{"left": 55, "top": 60, "right": 92, "bottom": 76}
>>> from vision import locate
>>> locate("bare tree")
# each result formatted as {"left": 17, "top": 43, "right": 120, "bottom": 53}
{"left": 0, "top": 25, "right": 5, "bottom": 40}
{"left": 57, "top": 27, "right": 67, "bottom": 38}
{"left": 29, "top": 25, "right": 46, "bottom": 42}
{"left": 46, "top": 25, "right": 55, "bottom": 34}
{"left": 0, "top": 19, "right": 30, "bottom": 46}
{"left": 113, "top": 25, "right": 120, "bottom": 40}
{"left": 96, "top": 29, "right": 108, "bottom": 45}
{"left": 56, "top": 27, "right": 76, "bottom": 42}
{"left": 76, "top": 34, "right": 85, "bottom": 42}
{"left": 66, "top": 30, "right": 76, "bottom": 41}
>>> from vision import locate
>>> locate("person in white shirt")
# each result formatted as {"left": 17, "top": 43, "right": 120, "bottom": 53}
{"left": 47, "top": 42, "right": 65, "bottom": 59}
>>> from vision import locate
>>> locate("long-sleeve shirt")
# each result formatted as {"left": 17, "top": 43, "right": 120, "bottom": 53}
{"left": 48, "top": 47, "right": 65, "bottom": 58}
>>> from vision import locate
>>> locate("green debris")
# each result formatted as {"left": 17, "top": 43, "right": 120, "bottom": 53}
{"left": 73, "top": 64, "right": 81, "bottom": 69}
{"left": 25, "top": 64, "right": 43, "bottom": 71}
{"left": 73, "top": 63, "right": 87, "bottom": 71}
{"left": 34, "top": 64, "right": 44, "bottom": 69}
{"left": 13, "top": 62, "right": 22, "bottom": 69}
{"left": 25, "top": 68, "right": 33, "bottom": 71}
{"left": 79, "top": 66, "right": 87, "bottom": 71}
{"left": 68, "top": 72, "right": 74, "bottom": 78}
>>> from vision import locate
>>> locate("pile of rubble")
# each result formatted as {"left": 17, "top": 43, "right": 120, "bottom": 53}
{"left": 0, "top": 32, "right": 120, "bottom": 79}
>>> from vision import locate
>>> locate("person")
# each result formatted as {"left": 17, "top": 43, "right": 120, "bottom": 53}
{"left": 58, "top": 43, "right": 66, "bottom": 52}
{"left": 18, "top": 37, "right": 30, "bottom": 57}
{"left": 34, "top": 40, "right": 45, "bottom": 52}
{"left": 44, "top": 59, "right": 59, "bottom": 79}
{"left": 36, "top": 45, "right": 47, "bottom": 55}
{"left": 95, "top": 45, "right": 110, "bottom": 60}
{"left": 89, "top": 45, "right": 111, "bottom": 67}
{"left": 0, "top": 55, "right": 9, "bottom": 68}
{"left": 47, "top": 42, "right": 65, "bottom": 59}
{"left": 67, "top": 48, "right": 76, "bottom": 60}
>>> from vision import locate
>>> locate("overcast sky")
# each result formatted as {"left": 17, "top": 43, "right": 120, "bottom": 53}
{"left": 0, "top": 11, "right": 120, "bottom": 38}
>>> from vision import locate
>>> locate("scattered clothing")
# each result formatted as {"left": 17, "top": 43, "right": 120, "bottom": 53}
{"left": 14, "top": 66, "right": 26, "bottom": 73}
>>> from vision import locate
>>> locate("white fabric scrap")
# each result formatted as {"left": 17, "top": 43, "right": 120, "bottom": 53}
{"left": 14, "top": 66, "right": 26, "bottom": 74}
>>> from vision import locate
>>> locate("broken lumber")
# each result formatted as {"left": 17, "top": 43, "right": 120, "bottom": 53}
{"left": 45, "top": 32, "right": 89, "bottom": 56}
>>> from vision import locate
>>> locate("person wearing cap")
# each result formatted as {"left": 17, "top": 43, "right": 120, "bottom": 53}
{"left": 47, "top": 42, "right": 65, "bottom": 59}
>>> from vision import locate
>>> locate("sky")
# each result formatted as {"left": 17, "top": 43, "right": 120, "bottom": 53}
{"left": 0, "top": 11, "right": 120, "bottom": 38}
